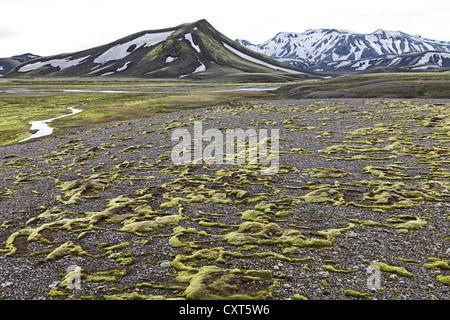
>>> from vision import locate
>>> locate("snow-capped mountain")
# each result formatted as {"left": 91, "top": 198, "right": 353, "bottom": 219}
{"left": 320, "top": 51, "right": 450, "bottom": 73}
{"left": 6, "top": 20, "right": 314, "bottom": 81}
{"left": 0, "top": 53, "right": 40, "bottom": 76}
{"left": 236, "top": 29, "right": 450, "bottom": 73}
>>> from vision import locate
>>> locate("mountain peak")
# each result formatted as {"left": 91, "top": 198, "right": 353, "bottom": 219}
{"left": 237, "top": 28, "right": 450, "bottom": 69}
{"left": 371, "top": 29, "right": 404, "bottom": 37}
{"left": 6, "top": 20, "right": 313, "bottom": 81}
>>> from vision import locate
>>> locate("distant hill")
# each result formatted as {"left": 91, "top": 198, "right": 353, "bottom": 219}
{"left": 0, "top": 53, "right": 40, "bottom": 76}
{"left": 236, "top": 29, "right": 450, "bottom": 73}
{"left": 6, "top": 20, "right": 316, "bottom": 82}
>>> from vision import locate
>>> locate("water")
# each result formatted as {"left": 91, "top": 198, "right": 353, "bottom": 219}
{"left": 11, "top": 86, "right": 277, "bottom": 143}
{"left": 19, "top": 107, "right": 83, "bottom": 143}
{"left": 62, "top": 87, "right": 280, "bottom": 94}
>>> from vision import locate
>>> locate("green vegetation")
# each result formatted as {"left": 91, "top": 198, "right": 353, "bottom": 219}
{"left": 0, "top": 78, "right": 277, "bottom": 146}
{"left": 278, "top": 72, "right": 450, "bottom": 99}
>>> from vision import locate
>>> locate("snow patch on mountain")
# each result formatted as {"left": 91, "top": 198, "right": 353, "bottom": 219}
{"left": 223, "top": 42, "right": 303, "bottom": 74}
{"left": 18, "top": 55, "right": 90, "bottom": 72}
{"left": 94, "top": 31, "right": 175, "bottom": 65}
{"left": 417, "top": 52, "right": 450, "bottom": 66}
{"left": 179, "top": 60, "right": 206, "bottom": 78}
{"left": 184, "top": 33, "right": 201, "bottom": 53}
{"left": 352, "top": 59, "right": 372, "bottom": 71}
{"left": 116, "top": 61, "right": 131, "bottom": 72}
{"left": 166, "top": 56, "right": 177, "bottom": 63}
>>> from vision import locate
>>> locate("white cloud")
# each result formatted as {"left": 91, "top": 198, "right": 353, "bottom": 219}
{"left": 0, "top": 0, "right": 449, "bottom": 57}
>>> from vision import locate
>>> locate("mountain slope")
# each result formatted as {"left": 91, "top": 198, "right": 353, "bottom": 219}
{"left": 236, "top": 29, "right": 450, "bottom": 73}
{"left": 6, "top": 20, "right": 314, "bottom": 81}
{"left": 0, "top": 53, "right": 40, "bottom": 76}
{"left": 318, "top": 51, "right": 450, "bottom": 73}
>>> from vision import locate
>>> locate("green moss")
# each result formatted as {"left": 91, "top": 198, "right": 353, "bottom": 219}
{"left": 396, "top": 257, "right": 419, "bottom": 264}
{"left": 159, "top": 198, "right": 180, "bottom": 208}
{"left": 58, "top": 266, "right": 84, "bottom": 289}
{"left": 57, "top": 173, "right": 119, "bottom": 205}
{"left": 374, "top": 262, "right": 416, "bottom": 279}
{"left": 254, "top": 201, "right": 278, "bottom": 213}
{"left": 303, "top": 168, "right": 351, "bottom": 178}
{"left": 236, "top": 209, "right": 273, "bottom": 223}
{"left": 223, "top": 221, "right": 353, "bottom": 248}
{"left": 321, "top": 265, "right": 358, "bottom": 273}
{"left": 385, "top": 215, "right": 428, "bottom": 230}
{"left": 103, "top": 292, "right": 167, "bottom": 300}
{"left": 422, "top": 258, "right": 450, "bottom": 270}
{"left": 89, "top": 269, "right": 127, "bottom": 282}
{"left": 180, "top": 266, "right": 277, "bottom": 300}
{"left": 436, "top": 275, "right": 450, "bottom": 285}
{"left": 300, "top": 187, "right": 346, "bottom": 206}
{"left": 44, "top": 241, "right": 91, "bottom": 261}
{"left": 349, "top": 215, "right": 428, "bottom": 231}
{"left": 104, "top": 242, "right": 131, "bottom": 252}
{"left": 361, "top": 166, "right": 414, "bottom": 180}
{"left": 110, "top": 252, "right": 134, "bottom": 265}
{"left": 344, "top": 289, "right": 371, "bottom": 299}
{"left": 48, "top": 287, "right": 66, "bottom": 297}
{"left": 349, "top": 123, "right": 413, "bottom": 136}
{"left": 168, "top": 225, "right": 214, "bottom": 249}
{"left": 118, "top": 214, "right": 184, "bottom": 235}
{"left": 293, "top": 294, "right": 308, "bottom": 300}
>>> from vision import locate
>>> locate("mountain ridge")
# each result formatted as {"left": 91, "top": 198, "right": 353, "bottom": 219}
{"left": 6, "top": 20, "right": 316, "bottom": 81}
{"left": 0, "top": 53, "right": 40, "bottom": 76}
{"left": 236, "top": 28, "right": 450, "bottom": 73}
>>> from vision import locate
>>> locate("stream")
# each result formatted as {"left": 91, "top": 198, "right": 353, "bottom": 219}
{"left": 19, "top": 107, "right": 83, "bottom": 143}
{"left": 11, "top": 86, "right": 277, "bottom": 142}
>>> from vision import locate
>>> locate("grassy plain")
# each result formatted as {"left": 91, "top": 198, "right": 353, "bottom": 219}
{"left": 1, "top": 72, "right": 449, "bottom": 147}
{"left": 278, "top": 72, "right": 450, "bottom": 99}
{"left": 0, "top": 78, "right": 278, "bottom": 146}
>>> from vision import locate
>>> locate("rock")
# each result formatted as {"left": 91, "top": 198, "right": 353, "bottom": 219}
{"left": 1, "top": 282, "right": 12, "bottom": 287}
{"left": 160, "top": 260, "right": 171, "bottom": 268}
{"left": 346, "top": 231, "right": 358, "bottom": 238}
{"left": 389, "top": 274, "right": 398, "bottom": 281}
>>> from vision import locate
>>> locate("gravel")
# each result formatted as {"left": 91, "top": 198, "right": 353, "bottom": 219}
{"left": 0, "top": 98, "right": 449, "bottom": 300}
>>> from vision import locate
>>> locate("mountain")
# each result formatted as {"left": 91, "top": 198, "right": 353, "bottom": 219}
{"left": 6, "top": 20, "right": 315, "bottom": 82}
{"left": 0, "top": 53, "right": 40, "bottom": 76}
{"left": 236, "top": 29, "right": 450, "bottom": 73}
{"left": 316, "top": 51, "right": 450, "bottom": 73}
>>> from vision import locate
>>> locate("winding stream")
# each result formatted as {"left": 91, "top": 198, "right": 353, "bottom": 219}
{"left": 11, "top": 86, "right": 277, "bottom": 143}
{"left": 19, "top": 107, "right": 83, "bottom": 143}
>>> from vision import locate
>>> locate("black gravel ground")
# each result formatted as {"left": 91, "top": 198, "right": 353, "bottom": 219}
{"left": 0, "top": 98, "right": 449, "bottom": 301}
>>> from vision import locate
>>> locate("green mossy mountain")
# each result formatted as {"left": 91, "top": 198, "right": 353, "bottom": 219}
{"left": 6, "top": 20, "right": 315, "bottom": 82}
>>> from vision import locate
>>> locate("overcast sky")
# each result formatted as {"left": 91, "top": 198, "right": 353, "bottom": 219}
{"left": 1, "top": 0, "right": 449, "bottom": 57}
